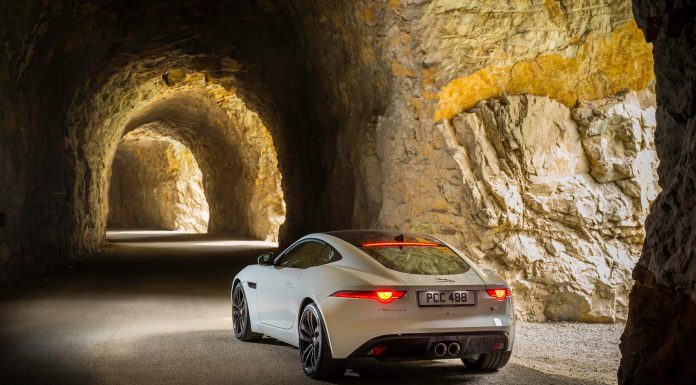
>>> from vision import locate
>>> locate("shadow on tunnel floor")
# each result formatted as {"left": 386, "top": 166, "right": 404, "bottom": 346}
{"left": 0, "top": 328, "right": 610, "bottom": 385}
{"left": 1, "top": 231, "right": 278, "bottom": 300}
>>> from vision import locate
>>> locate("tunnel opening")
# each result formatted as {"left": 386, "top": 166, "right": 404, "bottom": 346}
{"left": 107, "top": 128, "right": 210, "bottom": 234}
{"left": 86, "top": 70, "right": 288, "bottom": 245}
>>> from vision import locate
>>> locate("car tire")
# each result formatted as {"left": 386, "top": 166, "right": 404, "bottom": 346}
{"left": 298, "top": 303, "right": 346, "bottom": 379}
{"left": 462, "top": 350, "right": 512, "bottom": 370}
{"left": 232, "top": 284, "right": 262, "bottom": 342}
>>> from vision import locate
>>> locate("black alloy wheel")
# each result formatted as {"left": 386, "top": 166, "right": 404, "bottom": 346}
{"left": 232, "top": 284, "right": 262, "bottom": 341}
{"left": 298, "top": 303, "right": 346, "bottom": 379}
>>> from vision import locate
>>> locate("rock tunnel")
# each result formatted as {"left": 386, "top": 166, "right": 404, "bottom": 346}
{"left": 108, "top": 127, "right": 211, "bottom": 233}
{"left": 0, "top": 0, "right": 694, "bottom": 384}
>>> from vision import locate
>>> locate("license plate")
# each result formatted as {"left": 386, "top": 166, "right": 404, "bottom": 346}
{"left": 417, "top": 290, "right": 476, "bottom": 306}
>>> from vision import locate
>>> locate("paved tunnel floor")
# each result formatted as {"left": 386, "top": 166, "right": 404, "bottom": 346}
{"left": 0, "top": 231, "right": 621, "bottom": 385}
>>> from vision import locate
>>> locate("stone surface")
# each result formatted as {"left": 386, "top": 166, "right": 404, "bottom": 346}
{"left": 376, "top": 92, "right": 657, "bottom": 322}
{"left": 108, "top": 129, "right": 209, "bottom": 233}
{"left": 434, "top": 20, "right": 654, "bottom": 121}
{"left": 353, "top": 1, "right": 658, "bottom": 322}
{"left": 618, "top": 1, "right": 696, "bottom": 384}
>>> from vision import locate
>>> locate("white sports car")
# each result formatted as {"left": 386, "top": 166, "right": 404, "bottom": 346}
{"left": 231, "top": 230, "right": 515, "bottom": 379}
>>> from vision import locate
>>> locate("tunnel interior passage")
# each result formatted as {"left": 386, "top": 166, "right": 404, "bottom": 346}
{"left": 89, "top": 73, "right": 288, "bottom": 244}
{"left": 108, "top": 128, "right": 209, "bottom": 233}
{"left": 1, "top": 1, "right": 386, "bottom": 282}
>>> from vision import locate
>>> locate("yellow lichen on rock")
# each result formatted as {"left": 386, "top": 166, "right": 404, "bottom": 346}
{"left": 435, "top": 67, "right": 509, "bottom": 120}
{"left": 507, "top": 54, "right": 580, "bottom": 108}
{"left": 434, "top": 20, "right": 654, "bottom": 121}
{"left": 574, "top": 21, "right": 654, "bottom": 101}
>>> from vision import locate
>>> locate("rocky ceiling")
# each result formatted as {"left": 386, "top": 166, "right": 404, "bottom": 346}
{"left": 1, "top": 0, "right": 695, "bottom": 382}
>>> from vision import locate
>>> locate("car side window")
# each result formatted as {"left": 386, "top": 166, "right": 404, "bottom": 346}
{"left": 277, "top": 240, "right": 342, "bottom": 269}
{"left": 315, "top": 244, "right": 341, "bottom": 266}
{"left": 278, "top": 241, "right": 325, "bottom": 269}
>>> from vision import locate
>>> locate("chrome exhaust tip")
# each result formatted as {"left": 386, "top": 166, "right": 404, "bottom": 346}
{"left": 434, "top": 342, "right": 447, "bottom": 357}
{"left": 447, "top": 342, "right": 461, "bottom": 356}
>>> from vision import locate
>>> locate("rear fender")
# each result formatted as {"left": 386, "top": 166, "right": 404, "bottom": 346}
{"left": 295, "top": 264, "right": 404, "bottom": 357}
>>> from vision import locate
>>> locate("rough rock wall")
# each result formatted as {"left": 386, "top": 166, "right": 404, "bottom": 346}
{"left": 286, "top": 0, "right": 660, "bottom": 323}
{"left": 0, "top": 1, "right": 71, "bottom": 284}
{"left": 352, "top": 0, "right": 658, "bottom": 322}
{"left": 108, "top": 130, "right": 209, "bottom": 233}
{"left": 435, "top": 92, "right": 657, "bottom": 322}
{"left": 619, "top": 1, "right": 696, "bottom": 384}
{"left": 280, "top": 0, "right": 391, "bottom": 239}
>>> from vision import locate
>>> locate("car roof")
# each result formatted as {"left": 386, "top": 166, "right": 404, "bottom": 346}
{"left": 322, "top": 229, "right": 442, "bottom": 246}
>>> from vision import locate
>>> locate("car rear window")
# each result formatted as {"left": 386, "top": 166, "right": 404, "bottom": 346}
{"left": 359, "top": 244, "right": 471, "bottom": 275}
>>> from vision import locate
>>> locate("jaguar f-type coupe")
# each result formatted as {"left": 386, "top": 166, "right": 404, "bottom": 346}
{"left": 231, "top": 230, "right": 515, "bottom": 379}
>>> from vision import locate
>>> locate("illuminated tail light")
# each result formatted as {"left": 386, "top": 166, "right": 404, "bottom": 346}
{"left": 367, "top": 345, "right": 388, "bottom": 356}
{"left": 332, "top": 289, "right": 406, "bottom": 303}
{"left": 360, "top": 241, "right": 438, "bottom": 248}
{"left": 486, "top": 288, "right": 511, "bottom": 301}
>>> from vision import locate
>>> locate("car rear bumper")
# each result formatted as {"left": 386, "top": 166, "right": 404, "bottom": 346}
{"left": 348, "top": 331, "right": 509, "bottom": 360}
{"left": 318, "top": 293, "right": 515, "bottom": 358}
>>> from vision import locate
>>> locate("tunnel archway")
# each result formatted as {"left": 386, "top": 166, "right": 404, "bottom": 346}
{"left": 89, "top": 72, "right": 288, "bottom": 243}
{"left": 43, "top": 1, "right": 383, "bottom": 259}
{"left": 0, "top": 1, "right": 390, "bottom": 286}
{"left": 108, "top": 128, "right": 210, "bottom": 233}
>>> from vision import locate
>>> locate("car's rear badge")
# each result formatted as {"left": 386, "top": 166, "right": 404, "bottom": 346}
{"left": 436, "top": 277, "right": 455, "bottom": 283}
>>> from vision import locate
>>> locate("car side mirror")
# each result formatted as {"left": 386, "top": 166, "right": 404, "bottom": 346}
{"left": 258, "top": 252, "right": 276, "bottom": 266}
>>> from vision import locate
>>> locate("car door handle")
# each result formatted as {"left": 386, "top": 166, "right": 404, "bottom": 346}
{"left": 287, "top": 283, "right": 294, "bottom": 288}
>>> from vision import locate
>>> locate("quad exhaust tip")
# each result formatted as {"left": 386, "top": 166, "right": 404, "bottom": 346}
{"left": 434, "top": 342, "right": 447, "bottom": 357}
{"left": 447, "top": 342, "right": 461, "bottom": 356}
{"left": 433, "top": 342, "right": 461, "bottom": 357}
